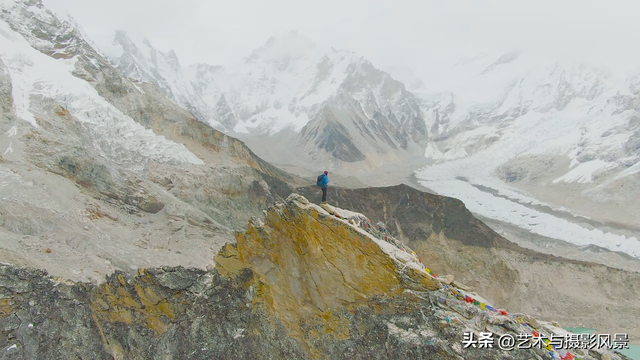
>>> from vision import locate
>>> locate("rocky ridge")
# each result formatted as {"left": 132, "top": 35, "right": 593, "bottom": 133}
{"left": 0, "top": 194, "right": 631, "bottom": 359}
{"left": 297, "top": 185, "right": 640, "bottom": 342}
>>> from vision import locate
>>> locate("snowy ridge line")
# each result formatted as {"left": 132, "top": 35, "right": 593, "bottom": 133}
{"left": 107, "top": 28, "right": 423, "bottom": 149}
{"left": 214, "top": 35, "right": 362, "bottom": 134}
{"left": 110, "top": 30, "right": 361, "bottom": 134}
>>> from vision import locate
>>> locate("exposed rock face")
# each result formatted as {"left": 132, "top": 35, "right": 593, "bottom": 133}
{"left": 0, "top": 264, "right": 307, "bottom": 359}
{"left": 298, "top": 184, "right": 543, "bottom": 250}
{"left": 297, "top": 185, "right": 640, "bottom": 342}
{"left": 0, "top": 196, "right": 632, "bottom": 359}
{"left": 235, "top": 195, "right": 438, "bottom": 350}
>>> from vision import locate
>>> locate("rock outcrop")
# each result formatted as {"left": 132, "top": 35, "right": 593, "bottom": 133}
{"left": 0, "top": 195, "right": 631, "bottom": 359}
{"left": 296, "top": 185, "right": 640, "bottom": 342}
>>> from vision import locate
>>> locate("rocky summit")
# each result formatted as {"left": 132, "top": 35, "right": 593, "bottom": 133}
{"left": 0, "top": 194, "right": 631, "bottom": 359}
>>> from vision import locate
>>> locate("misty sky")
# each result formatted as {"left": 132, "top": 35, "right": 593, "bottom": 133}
{"left": 44, "top": 0, "right": 640, "bottom": 74}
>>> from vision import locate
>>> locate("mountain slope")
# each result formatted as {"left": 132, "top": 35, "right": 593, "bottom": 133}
{"left": 105, "top": 30, "right": 640, "bottom": 263}
{"left": 0, "top": 0, "right": 299, "bottom": 283}
{"left": 1, "top": 0, "right": 636, "bottom": 356}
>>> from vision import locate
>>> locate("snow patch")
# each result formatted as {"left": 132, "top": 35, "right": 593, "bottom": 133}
{"left": 233, "top": 121, "right": 249, "bottom": 134}
{"left": 439, "top": 144, "right": 468, "bottom": 160}
{"left": 553, "top": 160, "right": 615, "bottom": 184}
{"left": 3, "top": 141, "right": 12, "bottom": 154}
{"left": 243, "top": 108, "right": 310, "bottom": 134}
{"left": 424, "top": 142, "right": 444, "bottom": 159}
{"left": 4, "top": 52, "right": 37, "bottom": 127}
{"left": 4, "top": 126, "right": 17, "bottom": 137}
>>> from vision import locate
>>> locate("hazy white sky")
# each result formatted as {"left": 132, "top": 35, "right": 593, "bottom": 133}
{"left": 44, "top": 0, "right": 640, "bottom": 72}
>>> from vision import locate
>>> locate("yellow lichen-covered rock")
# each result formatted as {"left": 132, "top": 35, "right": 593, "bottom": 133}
{"left": 90, "top": 269, "right": 179, "bottom": 336}
{"left": 213, "top": 243, "right": 246, "bottom": 278}
{"left": 233, "top": 194, "right": 439, "bottom": 351}
{"left": 0, "top": 298, "right": 14, "bottom": 317}
{"left": 0, "top": 197, "right": 628, "bottom": 360}
{"left": 405, "top": 266, "right": 440, "bottom": 291}
{"left": 237, "top": 203, "right": 399, "bottom": 309}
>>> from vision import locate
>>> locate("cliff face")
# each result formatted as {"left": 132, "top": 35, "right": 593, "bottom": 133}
{"left": 0, "top": 195, "right": 630, "bottom": 359}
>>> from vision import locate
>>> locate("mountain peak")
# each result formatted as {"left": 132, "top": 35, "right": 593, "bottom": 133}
{"left": 247, "top": 30, "right": 318, "bottom": 62}
{"left": 142, "top": 37, "right": 153, "bottom": 48}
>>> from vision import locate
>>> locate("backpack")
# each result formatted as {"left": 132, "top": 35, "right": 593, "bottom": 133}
{"left": 317, "top": 174, "right": 324, "bottom": 187}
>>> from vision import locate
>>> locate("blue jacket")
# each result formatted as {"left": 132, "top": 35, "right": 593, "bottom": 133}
{"left": 318, "top": 174, "right": 329, "bottom": 188}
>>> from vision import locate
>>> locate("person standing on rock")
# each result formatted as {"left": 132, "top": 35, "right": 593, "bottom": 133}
{"left": 317, "top": 170, "right": 329, "bottom": 204}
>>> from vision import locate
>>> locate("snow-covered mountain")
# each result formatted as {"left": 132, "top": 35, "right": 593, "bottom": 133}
{"left": 0, "top": 0, "right": 203, "bottom": 167}
{"left": 108, "top": 31, "right": 221, "bottom": 127}
{"left": 107, "top": 31, "right": 428, "bottom": 170}
{"left": 419, "top": 52, "right": 640, "bottom": 166}
{"left": 106, "top": 30, "right": 640, "bottom": 204}
{"left": 410, "top": 52, "right": 640, "bottom": 258}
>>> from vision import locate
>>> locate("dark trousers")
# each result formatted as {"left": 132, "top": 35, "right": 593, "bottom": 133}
{"left": 321, "top": 187, "right": 327, "bottom": 202}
